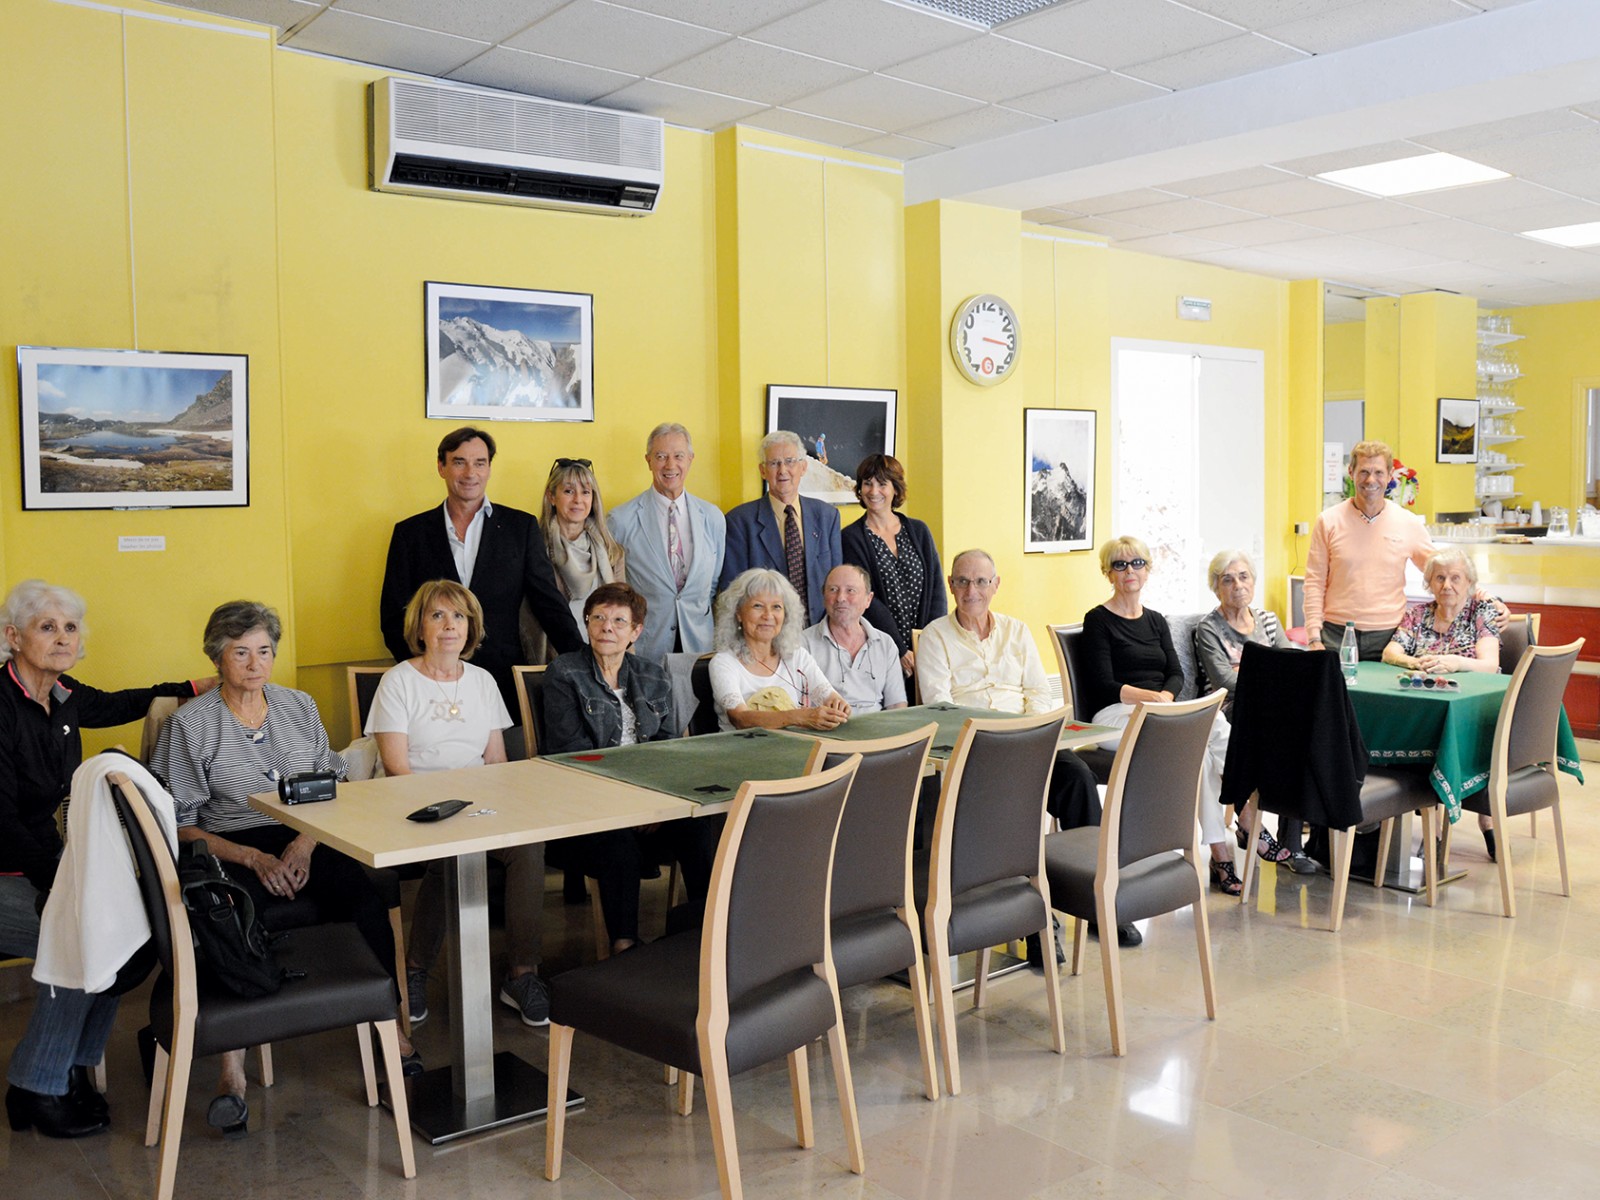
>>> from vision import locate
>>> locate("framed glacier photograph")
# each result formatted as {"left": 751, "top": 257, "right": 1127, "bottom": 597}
{"left": 17, "top": 346, "right": 249, "bottom": 511}
{"left": 1024, "top": 408, "right": 1095, "bottom": 553}
{"left": 425, "top": 281, "right": 594, "bottom": 422}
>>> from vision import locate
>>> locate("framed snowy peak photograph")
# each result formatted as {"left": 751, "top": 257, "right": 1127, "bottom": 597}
{"left": 1024, "top": 408, "right": 1095, "bottom": 553}
{"left": 425, "top": 281, "right": 594, "bottom": 422}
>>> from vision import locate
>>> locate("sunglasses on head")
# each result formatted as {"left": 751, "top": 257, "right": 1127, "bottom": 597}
{"left": 553, "top": 457, "right": 592, "bottom": 470}
{"left": 1110, "top": 558, "right": 1149, "bottom": 572}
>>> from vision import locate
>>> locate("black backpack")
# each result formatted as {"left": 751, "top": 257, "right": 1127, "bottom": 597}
{"left": 177, "top": 840, "right": 285, "bottom": 998}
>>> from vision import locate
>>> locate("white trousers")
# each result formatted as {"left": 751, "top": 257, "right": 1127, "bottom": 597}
{"left": 1091, "top": 702, "right": 1232, "bottom": 847}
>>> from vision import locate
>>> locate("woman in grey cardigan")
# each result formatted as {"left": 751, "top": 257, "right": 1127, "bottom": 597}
{"left": 1195, "top": 549, "right": 1315, "bottom": 874}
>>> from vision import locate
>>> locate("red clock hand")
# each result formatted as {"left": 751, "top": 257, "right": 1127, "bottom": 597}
{"left": 982, "top": 337, "right": 1008, "bottom": 346}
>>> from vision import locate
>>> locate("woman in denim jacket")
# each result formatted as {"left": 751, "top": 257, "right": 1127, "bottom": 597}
{"left": 544, "top": 584, "right": 718, "bottom": 953}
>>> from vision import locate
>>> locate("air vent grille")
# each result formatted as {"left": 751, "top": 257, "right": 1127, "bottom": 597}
{"left": 389, "top": 154, "right": 659, "bottom": 210}
{"left": 891, "top": 0, "right": 1065, "bottom": 29}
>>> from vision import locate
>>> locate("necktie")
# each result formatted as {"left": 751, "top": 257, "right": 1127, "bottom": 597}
{"left": 784, "top": 504, "right": 807, "bottom": 603}
{"left": 667, "top": 501, "right": 687, "bottom": 592}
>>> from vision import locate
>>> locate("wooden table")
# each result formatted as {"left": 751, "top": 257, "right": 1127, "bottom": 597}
{"left": 249, "top": 758, "right": 696, "bottom": 1144}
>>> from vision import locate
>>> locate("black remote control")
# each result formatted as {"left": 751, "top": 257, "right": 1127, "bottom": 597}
{"left": 407, "top": 800, "right": 470, "bottom": 822}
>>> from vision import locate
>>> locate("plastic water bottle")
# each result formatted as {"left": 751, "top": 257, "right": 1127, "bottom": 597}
{"left": 1340, "top": 621, "right": 1359, "bottom": 685}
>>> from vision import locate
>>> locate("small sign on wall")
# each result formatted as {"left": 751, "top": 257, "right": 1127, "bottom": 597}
{"left": 118, "top": 535, "right": 166, "bottom": 552}
{"left": 1177, "top": 296, "right": 1211, "bottom": 321}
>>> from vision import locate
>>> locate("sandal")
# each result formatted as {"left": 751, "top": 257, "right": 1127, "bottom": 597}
{"left": 207, "top": 1093, "right": 248, "bottom": 1140}
{"left": 1209, "top": 859, "right": 1244, "bottom": 896}
{"left": 1255, "top": 829, "right": 1291, "bottom": 863}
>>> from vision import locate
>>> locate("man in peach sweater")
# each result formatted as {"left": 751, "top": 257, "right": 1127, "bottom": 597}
{"left": 1305, "top": 440, "right": 1500, "bottom": 660}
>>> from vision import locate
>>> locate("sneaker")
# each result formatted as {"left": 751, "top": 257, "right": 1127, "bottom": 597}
{"left": 405, "top": 967, "right": 429, "bottom": 1027}
{"left": 499, "top": 973, "right": 551, "bottom": 1027}
{"left": 1285, "top": 851, "right": 1320, "bottom": 875}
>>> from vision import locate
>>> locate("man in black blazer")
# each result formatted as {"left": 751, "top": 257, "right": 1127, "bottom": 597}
{"left": 380, "top": 427, "right": 582, "bottom": 724}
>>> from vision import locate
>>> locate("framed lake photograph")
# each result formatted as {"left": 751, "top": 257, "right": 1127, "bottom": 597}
{"left": 1024, "top": 408, "right": 1095, "bottom": 553}
{"left": 765, "top": 384, "right": 896, "bottom": 505}
{"left": 1436, "top": 396, "right": 1480, "bottom": 464}
{"left": 426, "top": 281, "right": 594, "bottom": 422}
{"left": 17, "top": 346, "right": 249, "bottom": 511}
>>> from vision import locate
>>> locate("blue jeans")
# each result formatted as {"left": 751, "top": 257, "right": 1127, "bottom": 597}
{"left": 7, "top": 984, "right": 120, "bottom": 1095}
{"left": 0, "top": 874, "right": 42, "bottom": 958}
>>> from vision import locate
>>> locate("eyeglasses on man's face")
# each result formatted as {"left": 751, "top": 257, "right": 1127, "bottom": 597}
{"left": 763, "top": 456, "right": 804, "bottom": 469}
{"left": 951, "top": 576, "right": 996, "bottom": 590}
{"left": 1109, "top": 559, "right": 1149, "bottom": 573}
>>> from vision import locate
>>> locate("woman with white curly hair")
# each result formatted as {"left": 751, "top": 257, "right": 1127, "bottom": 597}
{"left": 709, "top": 568, "right": 850, "bottom": 733}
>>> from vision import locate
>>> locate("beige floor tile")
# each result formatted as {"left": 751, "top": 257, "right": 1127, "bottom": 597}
{"left": 1288, "top": 949, "right": 1490, "bottom": 1022}
{"left": 857, "top": 1103, "right": 1097, "bottom": 1200}
{"left": 1398, "top": 1114, "right": 1600, "bottom": 1198}
{"left": 1429, "top": 986, "right": 1600, "bottom": 1063}
{"left": 1495, "top": 1060, "right": 1600, "bottom": 1148}
{"left": 1335, "top": 1016, "right": 1568, "bottom": 1107}
{"left": 1029, "top": 1162, "right": 1178, "bottom": 1199}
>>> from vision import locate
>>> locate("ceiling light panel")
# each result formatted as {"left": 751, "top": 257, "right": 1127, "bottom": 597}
{"left": 1520, "top": 221, "right": 1600, "bottom": 248}
{"left": 887, "top": 0, "right": 1067, "bottom": 30}
{"left": 1316, "top": 152, "right": 1508, "bottom": 197}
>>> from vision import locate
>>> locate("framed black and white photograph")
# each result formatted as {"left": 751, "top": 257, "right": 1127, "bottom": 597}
{"left": 425, "top": 281, "right": 593, "bottom": 422}
{"left": 1436, "top": 396, "right": 1480, "bottom": 464}
{"left": 765, "top": 384, "right": 897, "bottom": 505}
{"left": 1024, "top": 407, "right": 1095, "bottom": 553}
{"left": 17, "top": 346, "right": 249, "bottom": 511}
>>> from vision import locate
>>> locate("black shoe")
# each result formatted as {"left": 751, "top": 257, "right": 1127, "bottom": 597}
{"left": 1085, "top": 921, "right": 1143, "bottom": 948}
{"left": 207, "top": 1093, "right": 248, "bottom": 1140}
{"left": 1483, "top": 828, "right": 1497, "bottom": 862}
{"left": 66, "top": 1065, "right": 108, "bottom": 1124}
{"left": 6, "top": 1085, "right": 109, "bottom": 1138}
{"left": 400, "top": 1051, "right": 425, "bottom": 1078}
{"left": 1024, "top": 917, "right": 1068, "bottom": 968}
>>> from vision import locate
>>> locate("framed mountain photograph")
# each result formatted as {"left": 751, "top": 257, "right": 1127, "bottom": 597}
{"left": 17, "top": 346, "right": 249, "bottom": 510}
{"left": 1024, "top": 407, "right": 1095, "bottom": 553}
{"left": 425, "top": 281, "right": 594, "bottom": 422}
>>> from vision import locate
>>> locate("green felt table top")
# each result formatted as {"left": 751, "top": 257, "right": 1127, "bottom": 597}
{"left": 802, "top": 703, "right": 1112, "bottom": 759}
{"left": 546, "top": 728, "right": 820, "bottom": 806}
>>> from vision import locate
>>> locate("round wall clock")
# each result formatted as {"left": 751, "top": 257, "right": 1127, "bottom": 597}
{"left": 949, "top": 293, "right": 1020, "bottom": 386}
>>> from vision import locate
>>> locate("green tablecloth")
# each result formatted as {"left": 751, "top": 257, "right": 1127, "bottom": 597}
{"left": 806, "top": 703, "right": 1116, "bottom": 762}
{"left": 546, "top": 728, "right": 819, "bottom": 805}
{"left": 1348, "top": 663, "right": 1584, "bottom": 823}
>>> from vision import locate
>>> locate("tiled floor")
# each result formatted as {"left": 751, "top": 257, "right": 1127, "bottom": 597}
{"left": 4, "top": 773, "right": 1597, "bottom": 1199}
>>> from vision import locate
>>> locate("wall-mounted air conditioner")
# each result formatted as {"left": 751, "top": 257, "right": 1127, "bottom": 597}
{"left": 369, "top": 76, "right": 663, "bottom": 216}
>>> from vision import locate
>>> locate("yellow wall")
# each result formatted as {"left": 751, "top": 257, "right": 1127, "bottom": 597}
{"left": 7, "top": 0, "right": 1340, "bottom": 753}
{"left": 1323, "top": 320, "right": 1363, "bottom": 397}
{"left": 1498, "top": 300, "right": 1600, "bottom": 511}
{"left": 1398, "top": 291, "right": 1479, "bottom": 516}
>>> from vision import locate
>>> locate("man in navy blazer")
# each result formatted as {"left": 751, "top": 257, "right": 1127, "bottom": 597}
{"left": 380, "top": 426, "right": 582, "bottom": 719}
{"left": 607, "top": 422, "right": 726, "bottom": 665}
{"left": 718, "top": 431, "right": 841, "bottom": 626}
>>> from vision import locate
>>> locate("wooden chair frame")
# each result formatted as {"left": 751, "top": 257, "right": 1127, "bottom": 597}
{"left": 110, "top": 773, "right": 414, "bottom": 1200}
{"left": 1067, "top": 693, "right": 1223, "bottom": 1056}
{"left": 924, "top": 709, "right": 1067, "bottom": 1096}
{"left": 546, "top": 758, "right": 866, "bottom": 1200}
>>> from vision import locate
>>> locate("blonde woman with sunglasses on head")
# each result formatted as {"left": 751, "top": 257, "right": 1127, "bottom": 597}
{"left": 523, "top": 457, "right": 628, "bottom": 663}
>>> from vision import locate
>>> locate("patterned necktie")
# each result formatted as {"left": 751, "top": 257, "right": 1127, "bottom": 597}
{"left": 783, "top": 504, "right": 807, "bottom": 602}
{"left": 667, "top": 501, "right": 687, "bottom": 592}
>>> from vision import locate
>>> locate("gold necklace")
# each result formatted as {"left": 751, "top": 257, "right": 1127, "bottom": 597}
{"left": 223, "top": 691, "right": 267, "bottom": 729}
{"left": 420, "top": 659, "right": 464, "bottom": 717}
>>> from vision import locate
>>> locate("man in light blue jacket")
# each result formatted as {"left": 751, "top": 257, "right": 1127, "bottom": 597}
{"left": 607, "top": 423, "right": 726, "bottom": 666}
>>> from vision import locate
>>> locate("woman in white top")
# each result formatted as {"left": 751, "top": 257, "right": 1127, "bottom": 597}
{"left": 709, "top": 569, "right": 850, "bottom": 732}
{"left": 366, "top": 581, "right": 550, "bottom": 1029}
{"left": 522, "top": 458, "right": 627, "bottom": 663}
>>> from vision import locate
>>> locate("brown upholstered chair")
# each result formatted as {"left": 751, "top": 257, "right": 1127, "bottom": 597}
{"left": 109, "top": 773, "right": 414, "bottom": 1200}
{"left": 544, "top": 758, "right": 866, "bottom": 1200}
{"left": 808, "top": 724, "right": 940, "bottom": 1100}
{"left": 922, "top": 709, "right": 1068, "bottom": 1096}
{"left": 1044, "top": 692, "right": 1225, "bottom": 1056}
{"left": 1461, "top": 639, "right": 1584, "bottom": 917}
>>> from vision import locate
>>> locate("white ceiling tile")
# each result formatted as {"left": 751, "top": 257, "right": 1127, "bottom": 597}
{"left": 447, "top": 47, "right": 638, "bottom": 103}
{"left": 505, "top": 1, "right": 728, "bottom": 77}
{"left": 1005, "top": 71, "right": 1167, "bottom": 120}
{"left": 1203, "top": 178, "right": 1371, "bottom": 216}
{"left": 849, "top": 131, "right": 948, "bottom": 158}
{"left": 900, "top": 104, "right": 1051, "bottom": 148}
{"left": 1115, "top": 232, "right": 1234, "bottom": 257}
{"left": 1413, "top": 106, "right": 1598, "bottom": 153}
{"left": 657, "top": 38, "right": 861, "bottom": 105}
{"left": 1165, "top": 166, "right": 1298, "bottom": 196}
{"left": 1023, "top": 205, "right": 1084, "bottom": 223}
{"left": 286, "top": 10, "right": 487, "bottom": 75}
{"left": 1289, "top": 201, "right": 1434, "bottom": 232}
{"left": 1178, "top": 0, "right": 1365, "bottom": 27}
{"left": 1472, "top": 198, "right": 1600, "bottom": 233}
{"left": 612, "top": 0, "right": 817, "bottom": 35}
{"left": 1122, "top": 33, "right": 1306, "bottom": 91}
{"left": 597, "top": 78, "right": 768, "bottom": 127}
{"left": 1270, "top": 141, "right": 1432, "bottom": 178}
{"left": 1003, "top": 0, "right": 1239, "bottom": 71}
{"left": 1268, "top": 234, "right": 1450, "bottom": 273}
{"left": 788, "top": 74, "right": 982, "bottom": 132}
{"left": 1530, "top": 163, "right": 1600, "bottom": 198}
{"left": 1457, "top": 128, "right": 1600, "bottom": 177}
{"left": 1570, "top": 101, "right": 1600, "bottom": 122}
{"left": 1054, "top": 214, "right": 1167, "bottom": 239}
{"left": 1096, "top": 196, "right": 1255, "bottom": 233}
{"left": 883, "top": 36, "right": 1099, "bottom": 103}
{"left": 747, "top": 0, "right": 977, "bottom": 72}
{"left": 1184, "top": 247, "right": 1307, "bottom": 277}
{"left": 738, "top": 107, "right": 883, "bottom": 145}
{"left": 1358, "top": 220, "right": 1531, "bottom": 258}
{"left": 1493, "top": 283, "right": 1594, "bottom": 305}
{"left": 1396, "top": 177, "right": 1569, "bottom": 218}
{"left": 164, "top": 0, "right": 320, "bottom": 31}
{"left": 1070, "top": 188, "right": 1186, "bottom": 215}
{"left": 332, "top": 0, "right": 562, "bottom": 42}
{"left": 1264, "top": 0, "right": 1474, "bottom": 54}
{"left": 1183, "top": 216, "right": 1323, "bottom": 246}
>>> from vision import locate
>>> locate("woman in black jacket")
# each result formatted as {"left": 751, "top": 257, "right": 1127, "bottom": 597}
{"left": 841, "top": 454, "right": 946, "bottom": 693}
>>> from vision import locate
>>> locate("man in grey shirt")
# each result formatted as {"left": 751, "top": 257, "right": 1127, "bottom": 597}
{"left": 802, "top": 564, "right": 906, "bottom": 714}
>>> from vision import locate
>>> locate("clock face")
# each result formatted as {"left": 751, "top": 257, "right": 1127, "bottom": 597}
{"left": 950, "top": 294, "right": 1019, "bottom": 386}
